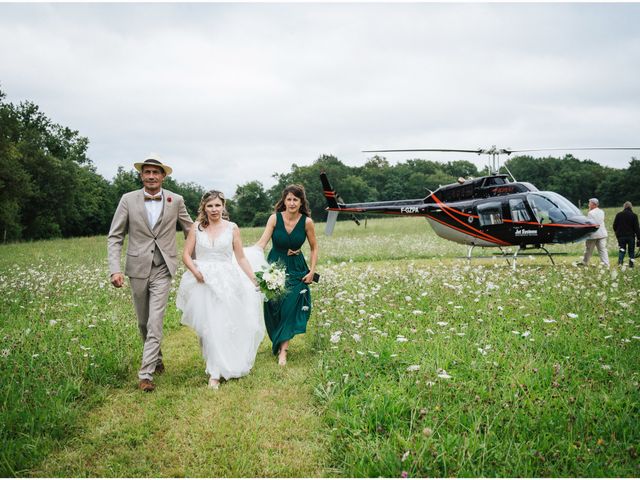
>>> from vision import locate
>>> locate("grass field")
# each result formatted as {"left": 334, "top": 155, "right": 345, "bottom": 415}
{"left": 1, "top": 211, "right": 639, "bottom": 476}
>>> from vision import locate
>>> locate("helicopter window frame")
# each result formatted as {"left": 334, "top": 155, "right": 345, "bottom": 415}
{"left": 509, "top": 198, "right": 532, "bottom": 223}
{"left": 477, "top": 201, "right": 504, "bottom": 226}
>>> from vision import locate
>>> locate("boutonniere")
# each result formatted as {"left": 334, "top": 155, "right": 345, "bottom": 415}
{"left": 167, "top": 197, "right": 172, "bottom": 203}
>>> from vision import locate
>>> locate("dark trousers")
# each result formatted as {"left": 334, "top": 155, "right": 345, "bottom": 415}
{"left": 617, "top": 236, "right": 635, "bottom": 267}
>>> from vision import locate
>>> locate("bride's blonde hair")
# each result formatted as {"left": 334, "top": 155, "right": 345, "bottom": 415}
{"left": 197, "top": 190, "right": 229, "bottom": 230}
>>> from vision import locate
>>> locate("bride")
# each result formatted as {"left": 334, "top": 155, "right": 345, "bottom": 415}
{"left": 176, "top": 190, "right": 265, "bottom": 389}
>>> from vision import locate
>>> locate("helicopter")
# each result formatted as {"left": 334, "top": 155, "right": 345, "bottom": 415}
{"left": 321, "top": 146, "right": 640, "bottom": 267}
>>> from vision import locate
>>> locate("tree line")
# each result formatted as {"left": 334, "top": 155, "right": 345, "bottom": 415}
{"left": 1, "top": 89, "right": 639, "bottom": 241}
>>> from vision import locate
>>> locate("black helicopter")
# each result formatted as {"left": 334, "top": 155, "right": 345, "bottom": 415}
{"left": 321, "top": 146, "right": 640, "bottom": 266}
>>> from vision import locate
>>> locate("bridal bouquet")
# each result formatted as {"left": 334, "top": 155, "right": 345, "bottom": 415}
{"left": 255, "top": 262, "right": 287, "bottom": 301}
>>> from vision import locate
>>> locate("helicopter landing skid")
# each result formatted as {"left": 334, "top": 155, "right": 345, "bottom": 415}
{"left": 509, "top": 245, "right": 555, "bottom": 270}
{"left": 465, "top": 244, "right": 556, "bottom": 270}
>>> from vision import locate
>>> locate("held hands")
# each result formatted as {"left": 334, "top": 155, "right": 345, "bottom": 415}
{"left": 110, "top": 273, "right": 124, "bottom": 288}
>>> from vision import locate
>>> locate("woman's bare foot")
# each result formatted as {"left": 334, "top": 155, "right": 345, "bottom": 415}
{"left": 278, "top": 348, "right": 288, "bottom": 366}
{"left": 208, "top": 377, "right": 220, "bottom": 389}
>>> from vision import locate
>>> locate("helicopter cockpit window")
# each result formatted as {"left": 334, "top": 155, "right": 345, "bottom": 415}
{"left": 528, "top": 192, "right": 580, "bottom": 224}
{"left": 477, "top": 202, "right": 503, "bottom": 226}
{"left": 509, "top": 198, "right": 532, "bottom": 222}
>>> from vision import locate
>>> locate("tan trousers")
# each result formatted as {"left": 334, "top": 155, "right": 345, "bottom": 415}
{"left": 582, "top": 238, "right": 610, "bottom": 267}
{"left": 129, "top": 261, "right": 172, "bottom": 381}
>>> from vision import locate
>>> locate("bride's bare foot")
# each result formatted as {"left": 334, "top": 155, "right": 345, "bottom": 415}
{"left": 208, "top": 377, "right": 220, "bottom": 389}
{"left": 278, "top": 348, "right": 288, "bottom": 366}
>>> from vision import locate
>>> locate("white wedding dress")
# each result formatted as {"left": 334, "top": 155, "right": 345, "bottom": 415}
{"left": 176, "top": 221, "right": 265, "bottom": 380}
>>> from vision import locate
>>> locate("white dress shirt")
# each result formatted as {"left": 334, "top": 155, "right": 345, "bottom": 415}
{"left": 144, "top": 189, "right": 163, "bottom": 228}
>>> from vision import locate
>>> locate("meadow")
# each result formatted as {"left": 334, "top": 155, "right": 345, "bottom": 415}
{"left": 1, "top": 210, "right": 639, "bottom": 476}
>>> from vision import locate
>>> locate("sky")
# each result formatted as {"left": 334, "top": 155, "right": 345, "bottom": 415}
{"left": 1, "top": 2, "right": 640, "bottom": 197}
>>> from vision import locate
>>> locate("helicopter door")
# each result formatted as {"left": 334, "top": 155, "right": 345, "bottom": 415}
{"left": 509, "top": 198, "right": 533, "bottom": 223}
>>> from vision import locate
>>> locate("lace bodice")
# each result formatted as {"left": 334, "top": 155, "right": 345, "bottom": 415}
{"left": 195, "top": 222, "right": 234, "bottom": 263}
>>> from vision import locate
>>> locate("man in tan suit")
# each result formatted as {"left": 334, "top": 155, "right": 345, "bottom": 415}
{"left": 108, "top": 154, "right": 193, "bottom": 392}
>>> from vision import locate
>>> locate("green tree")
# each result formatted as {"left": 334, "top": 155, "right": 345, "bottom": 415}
{"left": 233, "top": 181, "right": 271, "bottom": 227}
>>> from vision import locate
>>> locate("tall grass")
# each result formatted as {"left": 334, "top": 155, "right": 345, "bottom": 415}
{"left": 1, "top": 209, "right": 637, "bottom": 476}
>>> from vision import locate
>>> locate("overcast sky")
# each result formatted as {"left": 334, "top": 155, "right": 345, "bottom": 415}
{"left": 1, "top": 2, "right": 640, "bottom": 196}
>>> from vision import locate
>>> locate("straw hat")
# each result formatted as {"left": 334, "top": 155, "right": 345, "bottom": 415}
{"left": 134, "top": 153, "right": 173, "bottom": 176}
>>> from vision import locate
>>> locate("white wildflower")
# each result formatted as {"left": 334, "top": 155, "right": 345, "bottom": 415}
{"left": 406, "top": 365, "right": 421, "bottom": 372}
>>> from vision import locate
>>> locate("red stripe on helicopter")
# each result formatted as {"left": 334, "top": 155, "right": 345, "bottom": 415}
{"left": 425, "top": 214, "right": 502, "bottom": 246}
{"left": 431, "top": 194, "right": 510, "bottom": 246}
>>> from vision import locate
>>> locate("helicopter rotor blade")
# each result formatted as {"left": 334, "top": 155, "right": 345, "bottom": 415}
{"left": 504, "top": 147, "right": 640, "bottom": 154}
{"left": 362, "top": 148, "right": 483, "bottom": 154}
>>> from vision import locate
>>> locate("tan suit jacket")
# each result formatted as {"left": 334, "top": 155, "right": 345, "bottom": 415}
{"left": 108, "top": 188, "right": 193, "bottom": 278}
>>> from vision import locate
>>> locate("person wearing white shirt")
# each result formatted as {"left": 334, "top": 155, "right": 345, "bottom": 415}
{"left": 581, "top": 197, "right": 610, "bottom": 267}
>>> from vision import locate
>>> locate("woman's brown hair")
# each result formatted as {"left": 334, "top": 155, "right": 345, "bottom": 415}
{"left": 274, "top": 184, "right": 311, "bottom": 217}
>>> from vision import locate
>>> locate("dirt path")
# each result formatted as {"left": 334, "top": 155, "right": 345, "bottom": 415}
{"left": 30, "top": 326, "right": 327, "bottom": 477}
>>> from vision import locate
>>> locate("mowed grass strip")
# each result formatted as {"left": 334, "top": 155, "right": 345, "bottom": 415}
{"left": 30, "top": 326, "right": 327, "bottom": 477}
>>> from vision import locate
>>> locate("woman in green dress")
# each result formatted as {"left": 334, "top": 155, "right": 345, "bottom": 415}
{"left": 255, "top": 184, "right": 318, "bottom": 365}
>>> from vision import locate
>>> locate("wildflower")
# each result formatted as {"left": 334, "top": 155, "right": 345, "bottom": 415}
{"left": 406, "top": 365, "right": 420, "bottom": 372}
{"left": 330, "top": 332, "right": 342, "bottom": 343}
{"left": 49, "top": 319, "right": 58, "bottom": 326}
{"left": 437, "top": 369, "right": 452, "bottom": 379}
{"left": 1, "top": 349, "right": 9, "bottom": 357}
{"left": 567, "top": 313, "right": 578, "bottom": 319}
{"left": 543, "top": 318, "right": 556, "bottom": 323}
{"left": 396, "top": 335, "right": 408, "bottom": 343}
{"left": 401, "top": 451, "right": 410, "bottom": 462}
{"left": 352, "top": 333, "right": 361, "bottom": 342}
{"left": 401, "top": 472, "right": 408, "bottom": 478}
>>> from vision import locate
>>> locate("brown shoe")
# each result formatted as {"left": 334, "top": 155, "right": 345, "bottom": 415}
{"left": 138, "top": 379, "right": 155, "bottom": 392}
{"left": 154, "top": 362, "right": 165, "bottom": 375}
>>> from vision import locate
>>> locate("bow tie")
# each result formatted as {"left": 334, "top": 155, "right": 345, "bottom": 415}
{"left": 145, "top": 195, "right": 162, "bottom": 202}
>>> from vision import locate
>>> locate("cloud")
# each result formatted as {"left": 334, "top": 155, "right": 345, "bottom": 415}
{"left": 1, "top": 3, "right": 639, "bottom": 196}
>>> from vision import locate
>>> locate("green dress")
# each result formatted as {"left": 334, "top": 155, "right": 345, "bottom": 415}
{"left": 264, "top": 212, "right": 312, "bottom": 355}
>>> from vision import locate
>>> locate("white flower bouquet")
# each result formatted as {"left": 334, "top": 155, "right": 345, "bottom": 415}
{"left": 255, "top": 262, "right": 287, "bottom": 301}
